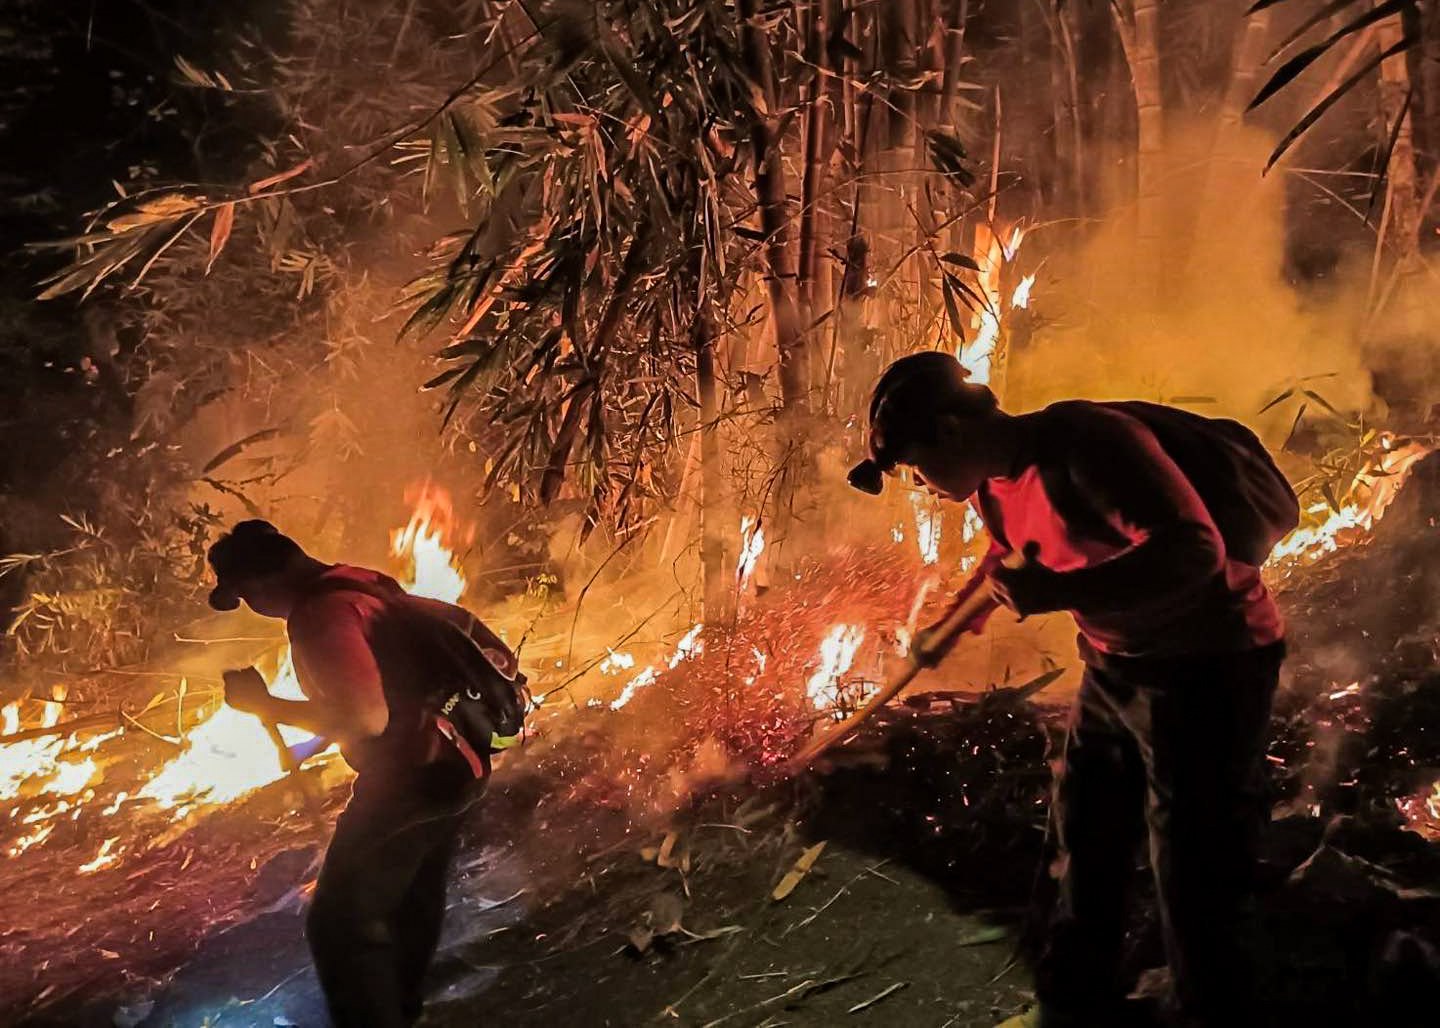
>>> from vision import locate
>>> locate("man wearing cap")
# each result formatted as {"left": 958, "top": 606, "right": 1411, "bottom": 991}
{"left": 208, "top": 519, "right": 516, "bottom": 1028}
{"left": 849, "top": 353, "right": 1285, "bottom": 1028}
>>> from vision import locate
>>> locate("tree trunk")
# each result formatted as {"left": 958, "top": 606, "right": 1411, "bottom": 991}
{"left": 1218, "top": 1, "right": 1270, "bottom": 135}
{"left": 695, "top": 299, "right": 726, "bottom": 617}
{"left": 738, "top": 0, "right": 810, "bottom": 418}
{"left": 1186, "top": 1, "right": 1270, "bottom": 274}
{"left": 1045, "top": 0, "right": 1083, "bottom": 216}
{"left": 1129, "top": 0, "right": 1164, "bottom": 272}
{"left": 799, "top": 0, "right": 838, "bottom": 340}
{"left": 1375, "top": 1, "right": 1422, "bottom": 270}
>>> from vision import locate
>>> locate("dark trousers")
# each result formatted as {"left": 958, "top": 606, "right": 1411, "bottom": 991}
{"left": 1036, "top": 643, "right": 1283, "bottom": 1028}
{"left": 307, "top": 761, "right": 477, "bottom": 1028}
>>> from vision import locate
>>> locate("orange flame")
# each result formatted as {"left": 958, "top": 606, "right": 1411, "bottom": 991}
{"left": 609, "top": 623, "right": 704, "bottom": 710}
{"left": 805, "top": 624, "right": 867, "bottom": 714}
{"left": 1269, "top": 440, "right": 1430, "bottom": 565}
{"left": 392, "top": 481, "right": 471, "bottom": 603}
{"left": 737, "top": 515, "right": 766, "bottom": 589}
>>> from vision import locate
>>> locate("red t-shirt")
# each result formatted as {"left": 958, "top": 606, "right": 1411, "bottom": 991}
{"left": 286, "top": 564, "right": 514, "bottom": 773}
{"left": 979, "top": 406, "right": 1283, "bottom": 659}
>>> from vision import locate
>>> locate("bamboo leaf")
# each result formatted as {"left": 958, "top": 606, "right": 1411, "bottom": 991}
{"left": 1261, "top": 31, "right": 1417, "bottom": 171}
{"left": 248, "top": 158, "right": 316, "bottom": 195}
{"left": 940, "top": 252, "right": 981, "bottom": 271}
{"left": 771, "top": 841, "right": 827, "bottom": 902}
{"left": 1300, "top": 389, "right": 1349, "bottom": 423}
{"left": 941, "top": 276, "right": 965, "bottom": 340}
{"left": 202, "top": 427, "right": 283, "bottom": 475}
{"left": 1258, "top": 387, "right": 1296, "bottom": 414}
{"left": 205, "top": 202, "right": 236, "bottom": 275}
{"left": 422, "top": 366, "right": 467, "bottom": 391}
{"left": 1251, "top": 0, "right": 1413, "bottom": 112}
{"left": 1267, "top": 0, "right": 1369, "bottom": 61}
{"left": 1367, "top": 85, "right": 1414, "bottom": 220}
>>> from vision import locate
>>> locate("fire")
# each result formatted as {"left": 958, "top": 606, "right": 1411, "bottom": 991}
{"left": 598, "top": 651, "right": 636, "bottom": 675}
{"left": 961, "top": 501, "right": 984, "bottom": 540}
{"left": 392, "top": 480, "right": 470, "bottom": 603}
{"left": 1269, "top": 440, "right": 1430, "bottom": 565}
{"left": 960, "top": 309, "right": 1000, "bottom": 385}
{"left": 609, "top": 668, "right": 658, "bottom": 711}
{"left": 1397, "top": 778, "right": 1440, "bottom": 840}
{"left": 1011, "top": 273, "right": 1035, "bottom": 309}
{"left": 805, "top": 624, "right": 867, "bottom": 713}
{"left": 8, "top": 822, "right": 54, "bottom": 857}
{"left": 0, "top": 688, "right": 102, "bottom": 804}
{"left": 137, "top": 667, "right": 314, "bottom": 816}
{"left": 609, "top": 623, "right": 705, "bottom": 710}
{"left": 737, "top": 515, "right": 766, "bottom": 588}
{"left": 909, "top": 492, "right": 941, "bottom": 566}
{"left": 957, "top": 221, "right": 1032, "bottom": 387}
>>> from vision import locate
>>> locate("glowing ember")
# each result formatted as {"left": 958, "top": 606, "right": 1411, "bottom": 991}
{"left": 8, "top": 822, "right": 54, "bottom": 857}
{"left": 598, "top": 651, "right": 636, "bottom": 675}
{"left": 1269, "top": 440, "right": 1430, "bottom": 565}
{"left": 609, "top": 667, "right": 658, "bottom": 711}
{"left": 805, "top": 624, "right": 867, "bottom": 713}
{"left": 909, "top": 492, "right": 941, "bottom": 566}
{"left": 392, "top": 480, "right": 470, "bottom": 603}
{"left": 78, "top": 836, "right": 123, "bottom": 874}
{"left": 1397, "top": 779, "right": 1440, "bottom": 840}
{"left": 609, "top": 623, "right": 704, "bottom": 710}
{"left": 737, "top": 515, "right": 766, "bottom": 588}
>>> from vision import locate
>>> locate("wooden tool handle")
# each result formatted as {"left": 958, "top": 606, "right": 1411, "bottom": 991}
{"left": 786, "top": 578, "right": 999, "bottom": 769}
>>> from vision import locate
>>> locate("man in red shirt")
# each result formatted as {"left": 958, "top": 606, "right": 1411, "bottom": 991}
{"left": 208, "top": 520, "right": 514, "bottom": 1028}
{"left": 850, "top": 354, "right": 1284, "bottom": 1028}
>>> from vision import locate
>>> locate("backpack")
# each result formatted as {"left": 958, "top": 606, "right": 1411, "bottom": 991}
{"left": 305, "top": 574, "right": 530, "bottom": 770}
{"left": 994, "top": 401, "right": 1299, "bottom": 567}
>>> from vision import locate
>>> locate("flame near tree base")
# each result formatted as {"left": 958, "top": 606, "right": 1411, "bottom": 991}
{"left": 4, "top": 436, "right": 1440, "bottom": 875}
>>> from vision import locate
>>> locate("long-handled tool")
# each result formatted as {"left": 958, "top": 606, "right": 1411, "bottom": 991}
{"left": 785, "top": 548, "right": 1026, "bottom": 771}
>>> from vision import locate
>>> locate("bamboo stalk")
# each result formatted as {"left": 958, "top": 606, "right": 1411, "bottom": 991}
{"left": 738, "top": 0, "right": 811, "bottom": 418}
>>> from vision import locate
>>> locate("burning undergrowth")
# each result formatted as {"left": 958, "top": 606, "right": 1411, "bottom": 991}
{"left": 10, "top": 455, "right": 1440, "bottom": 1021}
{"left": 490, "top": 547, "right": 957, "bottom": 833}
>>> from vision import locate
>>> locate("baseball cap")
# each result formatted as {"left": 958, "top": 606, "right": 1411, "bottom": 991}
{"left": 848, "top": 352, "right": 992, "bottom": 495}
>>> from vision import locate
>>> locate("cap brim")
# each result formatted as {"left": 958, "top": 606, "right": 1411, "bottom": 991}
{"left": 847, "top": 459, "right": 885, "bottom": 495}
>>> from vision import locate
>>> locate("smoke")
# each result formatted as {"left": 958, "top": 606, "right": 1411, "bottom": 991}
{"left": 1009, "top": 122, "right": 1378, "bottom": 443}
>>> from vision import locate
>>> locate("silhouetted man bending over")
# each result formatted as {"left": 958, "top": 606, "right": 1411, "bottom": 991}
{"left": 210, "top": 520, "right": 517, "bottom": 1027}
{"left": 850, "top": 353, "right": 1292, "bottom": 1028}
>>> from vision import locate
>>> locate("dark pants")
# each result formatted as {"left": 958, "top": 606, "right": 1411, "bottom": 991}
{"left": 1036, "top": 643, "right": 1283, "bottom": 1028}
{"left": 307, "top": 761, "right": 478, "bottom": 1028}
